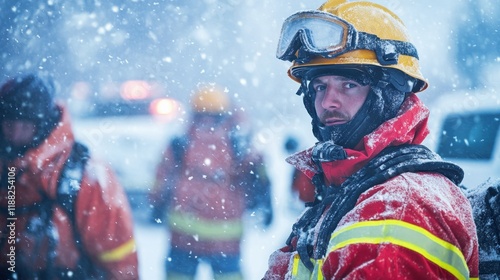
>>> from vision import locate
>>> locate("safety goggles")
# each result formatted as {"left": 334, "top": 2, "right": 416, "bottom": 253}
{"left": 276, "top": 10, "right": 419, "bottom": 65}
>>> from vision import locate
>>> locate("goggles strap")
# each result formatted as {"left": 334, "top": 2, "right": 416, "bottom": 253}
{"left": 295, "top": 46, "right": 315, "bottom": 64}
{"left": 357, "top": 33, "right": 419, "bottom": 65}
{"left": 376, "top": 68, "right": 418, "bottom": 93}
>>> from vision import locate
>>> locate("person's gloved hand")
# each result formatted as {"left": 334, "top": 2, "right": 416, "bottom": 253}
{"left": 149, "top": 206, "right": 166, "bottom": 225}
{"left": 262, "top": 206, "right": 274, "bottom": 228}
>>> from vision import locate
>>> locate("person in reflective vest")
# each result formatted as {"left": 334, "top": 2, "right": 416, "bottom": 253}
{"left": 150, "top": 84, "right": 273, "bottom": 280}
{"left": 263, "top": 0, "right": 479, "bottom": 279}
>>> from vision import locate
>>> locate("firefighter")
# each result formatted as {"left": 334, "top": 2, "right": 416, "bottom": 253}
{"left": 264, "top": 0, "right": 479, "bottom": 279}
{"left": 0, "top": 73, "right": 139, "bottom": 279}
{"left": 150, "top": 84, "right": 272, "bottom": 280}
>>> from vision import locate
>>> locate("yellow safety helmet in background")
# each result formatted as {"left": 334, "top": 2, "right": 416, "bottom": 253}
{"left": 190, "top": 84, "right": 230, "bottom": 114}
{"left": 278, "top": 0, "right": 427, "bottom": 93}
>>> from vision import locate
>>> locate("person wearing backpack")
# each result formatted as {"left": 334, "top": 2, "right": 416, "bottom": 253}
{"left": 149, "top": 84, "right": 273, "bottom": 280}
{"left": 263, "top": 0, "right": 479, "bottom": 279}
{"left": 0, "top": 73, "right": 139, "bottom": 279}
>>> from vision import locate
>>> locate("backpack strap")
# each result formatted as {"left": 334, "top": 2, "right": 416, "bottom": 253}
{"left": 151, "top": 136, "right": 187, "bottom": 222}
{"left": 290, "top": 144, "right": 464, "bottom": 271}
{"left": 171, "top": 136, "right": 187, "bottom": 165}
{"left": 56, "top": 141, "right": 96, "bottom": 278}
{"left": 58, "top": 141, "right": 89, "bottom": 217}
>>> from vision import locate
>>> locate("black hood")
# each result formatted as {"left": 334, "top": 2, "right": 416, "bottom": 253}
{"left": 0, "top": 74, "right": 61, "bottom": 160}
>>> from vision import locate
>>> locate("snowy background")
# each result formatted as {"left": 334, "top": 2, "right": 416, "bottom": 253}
{"left": 1, "top": 0, "right": 498, "bottom": 117}
{"left": 0, "top": 0, "right": 498, "bottom": 279}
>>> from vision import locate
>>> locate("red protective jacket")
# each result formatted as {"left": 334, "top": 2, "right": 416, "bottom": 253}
{"left": 264, "top": 94, "right": 479, "bottom": 279}
{"left": 0, "top": 105, "right": 139, "bottom": 279}
{"left": 151, "top": 117, "right": 261, "bottom": 255}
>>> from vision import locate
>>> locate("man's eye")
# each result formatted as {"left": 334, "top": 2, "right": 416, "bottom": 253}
{"left": 344, "top": 82, "right": 358, "bottom": 89}
{"left": 314, "top": 84, "right": 326, "bottom": 92}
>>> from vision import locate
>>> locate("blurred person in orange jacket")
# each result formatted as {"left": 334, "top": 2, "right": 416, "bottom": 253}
{"left": 284, "top": 136, "right": 315, "bottom": 205}
{"left": 263, "top": 0, "right": 479, "bottom": 279}
{"left": 149, "top": 84, "right": 273, "bottom": 280}
{"left": 0, "top": 73, "right": 139, "bottom": 279}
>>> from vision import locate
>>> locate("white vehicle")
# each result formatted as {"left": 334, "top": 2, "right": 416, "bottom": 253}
{"left": 424, "top": 88, "right": 500, "bottom": 188}
{"left": 73, "top": 115, "right": 182, "bottom": 191}
{"left": 69, "top": 88, "right": 184, "bottom": 213}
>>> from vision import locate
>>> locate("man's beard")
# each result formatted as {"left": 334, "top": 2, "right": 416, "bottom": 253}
{"left": 318, "top": 110, "right": 351, "bottom": 125}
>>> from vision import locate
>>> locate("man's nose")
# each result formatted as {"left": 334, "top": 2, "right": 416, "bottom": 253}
{"left": 321, "top": 87, "right": 341, "bottom": 109}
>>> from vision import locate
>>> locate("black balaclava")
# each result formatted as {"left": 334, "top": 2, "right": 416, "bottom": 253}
{"left": 0, "top": 74, "right": 62, "bottom": 160}
{"left": 300, "top": 66, "right": 407, "bottom": 149}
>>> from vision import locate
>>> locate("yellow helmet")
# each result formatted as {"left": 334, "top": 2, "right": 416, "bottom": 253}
{"left": 190, "top": 84, "right": 230, "bottom": 113}
{"left": 279, "top": 0, "right": 427, "bottom": 93}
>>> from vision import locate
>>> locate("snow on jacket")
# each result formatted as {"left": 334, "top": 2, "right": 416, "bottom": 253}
{"left": 151, "top": 116, "right": 258, "bottom": 255}
{"left": 0, "top": 105, "right": 139, "bottom": 279}
{"left": 263, "top": 94, "right": 479, "bottom": 279}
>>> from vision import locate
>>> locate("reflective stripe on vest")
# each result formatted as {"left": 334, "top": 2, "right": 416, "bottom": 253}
{"left": 99, "top": 239, "right": 137, "bottom": 262}
{"left": 328, "top": 219, "right": 470, "bottom": 280}
{"left": 168, "top": 211, "right": 243, "bottom": 240}
{"left": 290, "top": 253, "right": 324, "bottom": 280}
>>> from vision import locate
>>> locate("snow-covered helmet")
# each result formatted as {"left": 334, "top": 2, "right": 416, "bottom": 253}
{"left": 278, "top": 0, "right": 427, "bottom": 93}
{"left": 276, "top": 0, "right": 427, "bottom": 146}
{"left": 191, "top": 84, "right": 230, "bottom": 114}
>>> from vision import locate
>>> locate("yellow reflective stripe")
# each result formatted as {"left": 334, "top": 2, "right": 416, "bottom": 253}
{"left": 290, "top": 253, "right": 324, "bottom": 280}
{"left": 314, "top": 259, "right": 324, "bottom": 280}
{"left": 168, "top": 211, "right": 243, "bottom": 240}
{"left": 329, "top": 220, "right": 469, "bottom": 280}
{"left": 99, "top": 239, "right": 136, "bottom": 262}
{"left": 292, "top": 253, "right": 301, "bottom": 276}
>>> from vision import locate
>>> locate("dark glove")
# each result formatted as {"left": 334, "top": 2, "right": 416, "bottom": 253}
{"left": 262, "top": 206, "right": 274, "bottom": 228}
{"left": 149, "top": 205, "right": 166, "bottom": 225}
